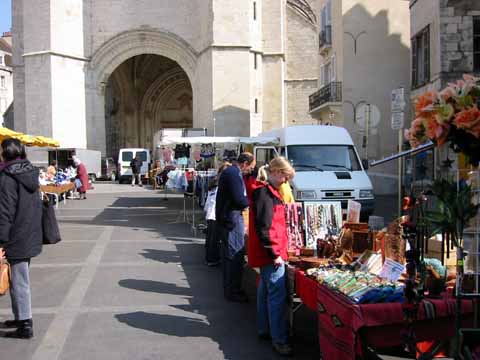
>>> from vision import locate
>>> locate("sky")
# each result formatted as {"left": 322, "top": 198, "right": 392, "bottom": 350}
{"left": 0, "top": 0, "right": 12, "bottom": 34}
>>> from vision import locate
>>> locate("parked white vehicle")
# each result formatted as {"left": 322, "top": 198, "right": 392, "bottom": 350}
{"left": 254, "top": 125, "right": 375, "bottom": 218}
{"left": 117, "top": 148, "right": 151, "bottom": 183}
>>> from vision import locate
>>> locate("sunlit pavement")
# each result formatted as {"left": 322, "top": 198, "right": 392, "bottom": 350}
{"left": 0, "top": 183, "right": 319, "bottom": 360}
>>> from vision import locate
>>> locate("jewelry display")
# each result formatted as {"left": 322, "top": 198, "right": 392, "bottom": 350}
{"left": 304, "top": 201, "right": 342, "bottom": 248}
{"left": 285, "top": 203, "right": 305, "bottom": 255}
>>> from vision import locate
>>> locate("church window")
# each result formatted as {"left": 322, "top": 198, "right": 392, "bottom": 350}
{"left": 0, "top": 76, "right": 5, "bottom": 88}
{"left": 253, "top": 2, "right": 257, "bottom": 20}
{"left": 0, "top": 56, "right": 3, "bottom": 65}
{"left": 254, "top": 53, "right": 257, "bottom": 69}
{"left": 255, "top": 98, "right": 258, "bottom": 113}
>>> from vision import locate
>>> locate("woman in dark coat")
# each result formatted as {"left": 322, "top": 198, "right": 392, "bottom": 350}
{"left": 0, "top": 138, "right": 43, "bottom": 339}
{"left": 74, "top": 157, "right": 89, "bottom": 200}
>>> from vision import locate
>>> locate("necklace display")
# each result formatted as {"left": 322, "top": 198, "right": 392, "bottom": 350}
{"left": 304, "top": 202, "right": 342, "bottom": 248}
{"left": 285, "top": 203, "right": 305, "bottom": 255}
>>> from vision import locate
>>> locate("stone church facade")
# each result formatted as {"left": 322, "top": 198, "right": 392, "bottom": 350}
{"left": 12, "top": 0, "right": 319, "bottom": 158}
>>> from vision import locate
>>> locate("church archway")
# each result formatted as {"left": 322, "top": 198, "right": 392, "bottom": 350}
{"left": 104, "top": 54, "right": 192, "bottom": 159}
{"left": 86, "top": 29, "right": 198, "bottom": 156}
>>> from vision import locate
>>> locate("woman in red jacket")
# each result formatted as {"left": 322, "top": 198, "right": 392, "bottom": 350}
{"left": 73, "top": 157, "right": 89, "bottom": 200}
{"left": 249, "top": 157, "right": 295, "bottom": 357}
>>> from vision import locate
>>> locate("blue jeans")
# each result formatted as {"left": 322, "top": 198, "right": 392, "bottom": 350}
{"left": 9, "top": 259, "right": 32, "bottom": 321}
{"left": 257, "top": 263, "right": 288, "bottom": 344}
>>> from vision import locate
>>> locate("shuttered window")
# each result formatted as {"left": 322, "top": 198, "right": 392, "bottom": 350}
{"left": 411, "top": 25, "right": 430, "bottom": 88}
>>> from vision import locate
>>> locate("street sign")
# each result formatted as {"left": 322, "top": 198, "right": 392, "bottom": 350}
{"left": 391, "top": 87, "right": 406, "bottom": 112}
{"left": 391, "top": 111, "right": 404, "bottom": 130}
{"left": 356, "top": 104, "right": 380, "bottom": 130}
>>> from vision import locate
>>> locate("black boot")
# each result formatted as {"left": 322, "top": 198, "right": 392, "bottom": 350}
{"left": 4, "top": 319, "right": 33, "bottom": 339}
{"left": 2, "top": 319, "right": 22, "bottom": 328}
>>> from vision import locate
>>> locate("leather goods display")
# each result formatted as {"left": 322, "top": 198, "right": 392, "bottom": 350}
{"left": 0, "top": 260, "right": 11, "bottom": 296}
{"left": 42, "top": 197, "right": 62, "bottom": 245}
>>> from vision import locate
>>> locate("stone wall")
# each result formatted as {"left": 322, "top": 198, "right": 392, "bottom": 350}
{"left": 439, "top": 0, "right": 480, "bottom": 86}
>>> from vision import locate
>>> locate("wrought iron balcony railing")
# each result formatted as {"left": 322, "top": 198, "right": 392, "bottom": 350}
{"left": 309, "top": 81, "right": 342, "bottom": 111}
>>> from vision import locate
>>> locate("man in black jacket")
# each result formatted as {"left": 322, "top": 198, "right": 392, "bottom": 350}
{"left": 130, "top": 154, "right": 143, "bottom": 187}
{"left": 0, "top": 138, "right": 42, "bottom": 339}
{"left": 216, "top": 152, "right": 255, "bottom": 302}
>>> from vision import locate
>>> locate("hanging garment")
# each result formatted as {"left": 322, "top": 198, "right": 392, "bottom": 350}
{"left": 200, "top": 144, "right": 215, "bottom": 158}
{"left": 174, "top": 144, "right": 191, "bottom": 159}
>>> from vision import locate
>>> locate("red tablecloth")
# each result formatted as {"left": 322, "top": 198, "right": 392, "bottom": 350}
{"left": 295, "top": 270, "right": 475, "bottom": 360}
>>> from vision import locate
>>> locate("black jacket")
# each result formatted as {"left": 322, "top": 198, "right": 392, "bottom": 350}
{"left": 130, "top": 158, "right": 142, "bottom": 174}
{"left": 215, "top": 165, "right": 249, "bottom": 230}
{"left": 0, "top": 159, "right": 43, "bottom": 259}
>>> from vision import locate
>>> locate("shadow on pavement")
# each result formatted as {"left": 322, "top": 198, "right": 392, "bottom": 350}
{"left": 60, "top": 195, "right": 319, "bottom": 359}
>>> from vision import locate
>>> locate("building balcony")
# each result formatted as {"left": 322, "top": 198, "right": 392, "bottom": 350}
{"left": 309, "top": 81, "right": 342, "bottom": 114}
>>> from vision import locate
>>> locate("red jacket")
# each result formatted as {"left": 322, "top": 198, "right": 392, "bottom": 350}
{"left": 76, "top": 163, "right": 89, "bottom": 193}
{"left": 248, "top": 183, "right": 288, "bottom": 268}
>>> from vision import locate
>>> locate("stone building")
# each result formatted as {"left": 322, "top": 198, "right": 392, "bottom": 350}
{"left": 410, "top": 0, "right": 480, "bottom": 99}
{"left": 409, "top": 0, "right": 480, "bottom": 174}
{"left": 0, "top": 32, "right": 13, "bottom": 127}
{"left": 12, "top": 0, "right": 319, "bottom": 159}
{"left": 309, "top": 0, "right": 411, "bottom": 194}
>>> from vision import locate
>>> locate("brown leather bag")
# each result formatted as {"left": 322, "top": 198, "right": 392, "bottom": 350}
{"left": 0, "top": 260, "right": 11, "bottom": 296}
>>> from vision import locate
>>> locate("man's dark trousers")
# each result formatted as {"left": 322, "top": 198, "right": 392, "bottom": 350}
{"left": 218, "top": 224, "right": 245, "bottom": 297}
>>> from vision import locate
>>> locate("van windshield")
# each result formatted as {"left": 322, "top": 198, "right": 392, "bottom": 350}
{"left": 287, "top": 145, "right": 361, "bottom": 171}
{"left": 136, "top": 151, "right": 147, "bottom": 162}
{"left": 122, "top": 151, "right": 133, "bottom": 162}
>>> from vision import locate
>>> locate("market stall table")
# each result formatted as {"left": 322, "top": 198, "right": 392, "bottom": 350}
{"left": 295, "top": 270, "right": 475, "bottom": 360}
{"left": 40, "top": 183, "right": 75, "bottom": 208}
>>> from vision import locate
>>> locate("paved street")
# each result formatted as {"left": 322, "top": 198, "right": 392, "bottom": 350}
{"left": 0, "top": 183, "right": 318, "bottom": 360}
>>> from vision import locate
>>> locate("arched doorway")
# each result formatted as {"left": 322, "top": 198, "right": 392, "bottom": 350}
{"left": 86, "top": 29, "right": 199, "bottom": 156}
{"left": 104, "top": 54, "right": 192, "bottom": 159}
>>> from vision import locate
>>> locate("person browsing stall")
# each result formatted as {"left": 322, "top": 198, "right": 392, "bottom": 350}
{"left": 0, "top": 138, "right": 43, "bottom": 339}
{"left": 215, "top": 152, "right": 255, "bottom": 303}
{"left": 203, "top": 162, "right": 231, "bottom": 266}
{"left": 250, "top": 157, "right": 295, "bottom": 356}
{"left": 73, "top": 157, "right": 89, "bottom": 200}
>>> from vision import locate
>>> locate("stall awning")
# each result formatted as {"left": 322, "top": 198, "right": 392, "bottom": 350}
{"left": 159, "top": 135, "right": 279, "bottom": 146}
{"left": 0, "top": 127, "right": 60, "bottom": 147}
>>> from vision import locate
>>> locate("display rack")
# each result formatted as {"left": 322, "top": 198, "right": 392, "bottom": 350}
{"left": 455, "top": 170, "right": 480, "bottom": 358}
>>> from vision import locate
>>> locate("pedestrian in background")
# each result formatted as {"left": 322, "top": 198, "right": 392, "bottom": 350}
{"left": 204, "top": 162, "right": 231, "bottom": 267}
{"left": 216, "top": 153, "right": 255, "bottom": 303}
{"left": 250, "top": 157, "right": 295, "bottom": 356}
{"left": 46, "top": 160, "right": 57, "bottom": 178}
{"left": 0, "top": 138, "right": 43, "bottom": 339}
{"left": 73, "top": 157, "right": 89, "bottom": 200}
{"left": 130, "top": 154, "right": 143, "bottom": 187}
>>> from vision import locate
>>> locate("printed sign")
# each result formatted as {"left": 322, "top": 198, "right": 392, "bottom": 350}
{"left": 379, "top": 258, "right": 405, "bottom": 282}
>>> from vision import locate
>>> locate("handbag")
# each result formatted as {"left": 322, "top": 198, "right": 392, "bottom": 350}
{"left": 75, "top": 178, "right": 82, "bottom": 189}
{"left": 0, "top": 260, "right": 10, "bottom": 296}
{"left": 42, "top": 197, "right": 62, "bottom": 245}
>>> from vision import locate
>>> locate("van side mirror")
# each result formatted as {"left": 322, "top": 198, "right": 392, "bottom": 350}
{"left": 361, "top": 159, "right": 369, "bottom": 170}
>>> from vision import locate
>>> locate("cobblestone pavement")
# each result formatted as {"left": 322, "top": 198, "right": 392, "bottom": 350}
{"left": 0, "top": 183, "right": 319, "bottom": 360}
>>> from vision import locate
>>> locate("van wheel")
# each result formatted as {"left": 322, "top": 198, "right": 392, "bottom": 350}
{"left": 110, "top": 173, "right": 116, "bottom": 182}
{"left": 89, "top": 174, "right": 97, "bottom": 183}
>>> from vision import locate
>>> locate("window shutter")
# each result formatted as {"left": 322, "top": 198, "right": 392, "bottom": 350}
{"left": 331, "top": 55, "right": 336, "bottom": 81}
{"left": 326, "top": 0, "right": 332, "bottom": 25}
{"left": 412, "top": 37, "right": 417, "bottom": 87}
{"left": 423, "top": 27, "right": 430, "bottom": 83}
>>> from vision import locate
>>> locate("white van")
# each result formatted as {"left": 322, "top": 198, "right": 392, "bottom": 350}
{"left": 254, "top": 125, "right": 375, "bottom": 218}
{"left": 117, "top": 148, "right": 151, "bottom": 183}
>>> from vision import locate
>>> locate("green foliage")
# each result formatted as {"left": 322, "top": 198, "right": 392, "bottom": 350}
{"left": 425, "top": 178, "right": 479, "bottom": 247}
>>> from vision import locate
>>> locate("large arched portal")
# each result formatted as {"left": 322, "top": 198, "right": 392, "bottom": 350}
{"left": 104, "top": 54, "right": 192, "bottom": 159}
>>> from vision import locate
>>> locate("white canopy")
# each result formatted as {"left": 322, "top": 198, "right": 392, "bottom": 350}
{"left": 159, "top": 136, "right": 278, "bottom": 146}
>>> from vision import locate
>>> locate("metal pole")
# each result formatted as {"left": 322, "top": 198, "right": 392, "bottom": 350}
{"left": 364, "top": 104, "right": 370, "bottom": 161}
